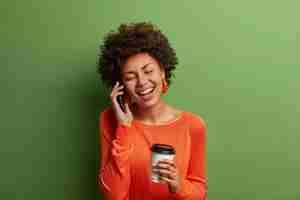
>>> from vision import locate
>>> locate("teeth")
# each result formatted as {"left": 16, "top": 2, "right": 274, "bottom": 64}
{"left": 138, "top": 88, "right": 153, "bottom": 95}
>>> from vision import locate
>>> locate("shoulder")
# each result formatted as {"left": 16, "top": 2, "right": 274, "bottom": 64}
{"left": 100, "top": 107, "right": 114, "bottom": 120}
{"left": 184, "top": 111, "right": 207, "bottom": 133}
{"left": 99, "top": 107, "right": 117, "bottom": 132}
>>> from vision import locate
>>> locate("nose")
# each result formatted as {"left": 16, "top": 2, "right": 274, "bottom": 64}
{"left": 137, "top": 73, "right": 147, "bottom": 87}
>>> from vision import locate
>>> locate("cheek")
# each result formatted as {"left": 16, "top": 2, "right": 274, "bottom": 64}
{"left": 153, "top": 73, "right": 163, "bottom": 82}
{"left": 124, "top": 83, "right": 136, "bottom": 95}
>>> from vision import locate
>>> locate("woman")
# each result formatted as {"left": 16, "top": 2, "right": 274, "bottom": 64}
{"left": 97, "top": 22, "right": 207, "bottom": 200}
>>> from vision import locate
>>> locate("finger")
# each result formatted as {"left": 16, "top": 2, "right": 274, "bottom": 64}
{"left": 159, "top": 176, "right": 176, "bottom": 185}
{"left": 110, "top": 82, "right": 124, "bottom": 96}
{"left": 112, "top": 81, "right": 119, "bottom": 91}
{"left": 111, "top": 85, "right": 124, "bottom": 95}
{"left": 112, "top": 81, "right": 124, "bottom": 91}
{"left": 154, "top": 165, "right": 173, "bottom": 174}
{"left": 124, "top": 102, "right": 131, "bottom": 114}
{"left": 154, "top": 164, "right": 177, "bottom": 176}
{"left": 155, "top": 168, "right": 177, "bottom": 180}
{"left": 111, "top": 91, "right": 124, "bottom": 102}
{"left": 159, "top": 159, "right": 176, "bottom": 166}
{"left": 156, "top": 162, "right": 176, "bottom": 172}
{"left": 117, "top": 84, "right": 124, "bottom": 90}
{"left": 155, "top": 167, "right": 177, "bottom": 180}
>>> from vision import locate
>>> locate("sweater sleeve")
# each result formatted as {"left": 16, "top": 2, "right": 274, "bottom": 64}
{"left": 171, "top": 115, "right": 207, "bottom": 200}
{"left": 97, "top": 108, "right": 135, "bottom": 200}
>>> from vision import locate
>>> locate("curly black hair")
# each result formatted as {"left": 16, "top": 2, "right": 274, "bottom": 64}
{"left": 97, "top": 22, "right": 178, "bottom": 87}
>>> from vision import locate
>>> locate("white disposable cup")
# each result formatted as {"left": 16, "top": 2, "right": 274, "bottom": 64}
{"left": 151, "top": 144, "right": 175, "bottom": 183}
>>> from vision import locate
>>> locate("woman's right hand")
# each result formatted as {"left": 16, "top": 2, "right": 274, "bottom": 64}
{"left": 110, "top": 81, "right": 133, "bottom": 127}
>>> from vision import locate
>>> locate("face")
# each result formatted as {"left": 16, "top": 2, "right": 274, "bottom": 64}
{"left": 121, "top": 53, "right": 165, "bottom": 109}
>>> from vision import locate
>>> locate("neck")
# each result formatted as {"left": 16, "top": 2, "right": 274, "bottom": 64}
{"left": 132, "top": 99, "right": 169, "bottom": 124}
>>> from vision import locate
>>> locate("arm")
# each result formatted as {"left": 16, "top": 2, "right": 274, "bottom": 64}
{"left": 97, "top": 109, "right": 135, "bottom": 200}
{"left": 171, "top": 115, "right": 207, "bottom": 200}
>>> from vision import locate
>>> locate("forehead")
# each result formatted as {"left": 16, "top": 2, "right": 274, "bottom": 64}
{"left": 122, "top": 53, "right": 160, "bottom": 72}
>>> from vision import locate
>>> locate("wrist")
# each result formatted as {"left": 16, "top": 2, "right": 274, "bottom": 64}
{"left": 118, "top": 119, "right": 132, "bottom": 127}
{"left": 168, "top": 184, "right": 179, "bottom": 193}
{"left": 120, "top": 122, "right": 131, "bottom": 127}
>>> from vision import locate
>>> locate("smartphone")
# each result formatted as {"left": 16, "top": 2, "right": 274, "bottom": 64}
{"left": 117, "top": 93, "right": 126, "bottom": 112}
{"left": 116, "top": 80, "right": 126, "bottom": 112}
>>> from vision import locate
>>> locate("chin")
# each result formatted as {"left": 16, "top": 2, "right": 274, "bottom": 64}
{"left": 138, "top": 96, "right": 161, "bottom": 109}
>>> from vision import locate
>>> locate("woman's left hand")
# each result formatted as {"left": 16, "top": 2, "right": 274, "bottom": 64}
{"left": 153, "top": 159, "right": 181, "bottom": 193}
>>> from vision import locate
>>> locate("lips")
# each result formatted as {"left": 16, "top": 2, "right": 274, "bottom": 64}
{"left": 136, "top": 88, "right": 154, "bottom": 96}
{"left": 136, "top": 87, "right": 156, "bottom": 102}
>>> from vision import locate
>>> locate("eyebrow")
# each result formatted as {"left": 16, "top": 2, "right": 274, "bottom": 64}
{"left": 123, "top": 63, "right": 152, "bottom": 74}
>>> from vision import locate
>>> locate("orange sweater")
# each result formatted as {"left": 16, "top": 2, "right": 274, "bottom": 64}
{"left": 98, "top": 107, "right": 207, "bottom": 200}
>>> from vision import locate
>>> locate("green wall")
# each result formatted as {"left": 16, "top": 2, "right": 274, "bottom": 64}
{"left": 1, "top": 0, "right": 300, "bottom": 199}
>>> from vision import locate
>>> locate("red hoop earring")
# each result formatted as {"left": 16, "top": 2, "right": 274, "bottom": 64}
{"left": 162, "top": 79, "right": 168, "bottom": 94}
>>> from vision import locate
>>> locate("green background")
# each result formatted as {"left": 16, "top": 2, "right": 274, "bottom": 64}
{"left": 1, "top": 0, "right": 300, "bottom": 199}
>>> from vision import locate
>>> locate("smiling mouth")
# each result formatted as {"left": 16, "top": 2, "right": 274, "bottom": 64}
{"left": 136, "top": 87, "right": 155, "bottom": 96}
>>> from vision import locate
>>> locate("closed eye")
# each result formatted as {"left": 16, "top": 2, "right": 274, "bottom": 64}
{"left": 145, "top": 70, "right": 153, "bottom": 74}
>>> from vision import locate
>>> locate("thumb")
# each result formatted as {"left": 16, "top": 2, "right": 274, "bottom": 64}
{"left": 124, "top": 102, "right": 132, "bottom": 114}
